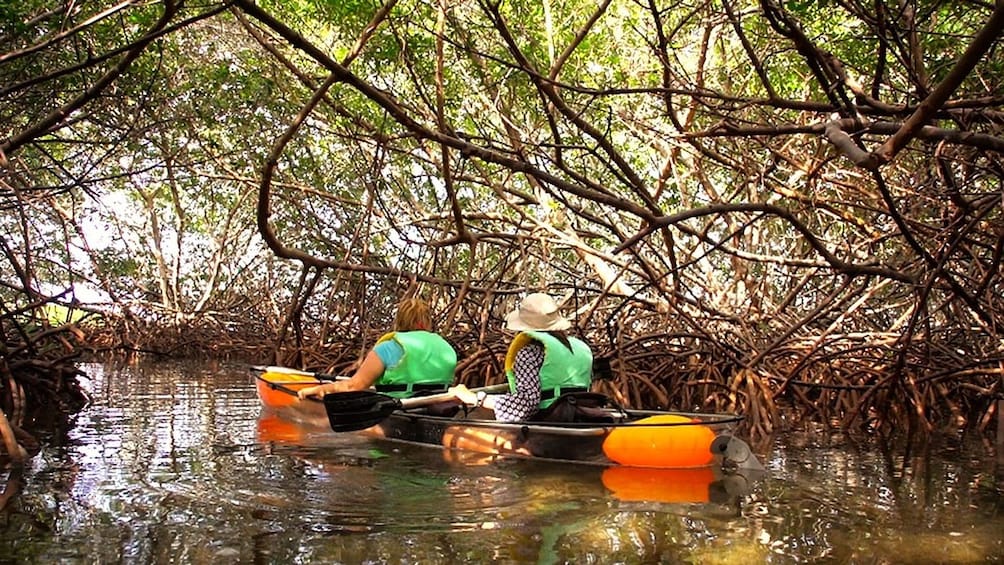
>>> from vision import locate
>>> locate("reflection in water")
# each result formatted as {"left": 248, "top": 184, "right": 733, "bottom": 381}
{"left": 0, "top": 360, "right": 999, "bottom": 563}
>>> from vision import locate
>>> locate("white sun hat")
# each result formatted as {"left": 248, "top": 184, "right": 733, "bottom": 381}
{"left": 504, "top": 292, "right": 572, "bottom": 332}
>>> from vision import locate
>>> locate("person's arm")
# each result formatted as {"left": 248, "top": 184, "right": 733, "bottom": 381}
{"left": 448, "top": 384, "right": 499, "bottom": 408}
{"left": 448, "top": 383, "right": 478, "bottom": 405}
{"left": 297, "top": 350, "right": 386, "bottom": 399}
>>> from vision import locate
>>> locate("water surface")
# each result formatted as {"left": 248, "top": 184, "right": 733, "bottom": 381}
{"left": 0, "top": 360, "right": 1001, "bottom": 563}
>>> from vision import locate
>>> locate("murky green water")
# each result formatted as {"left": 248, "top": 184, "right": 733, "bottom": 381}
{"left": 0, "top": 360, "right": 1001, "bottom": 563}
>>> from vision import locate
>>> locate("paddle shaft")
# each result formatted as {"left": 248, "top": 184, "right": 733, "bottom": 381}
{"left": 252, "top": 365, "right": 347, "bottom": 382}
{"left": 400, "top": 383, "right": 509, "bottom": 409}
{"left": 257, "top": 365, "right": 509, "bottom": 412}
{"left": 253, "top": 366, "right": 346, "bottom": 404}
{"left": 258, "top": 365, "right": 508, "bottom": 404}
{"left": 259, "top": 379, "right": 323, "bottom": 403}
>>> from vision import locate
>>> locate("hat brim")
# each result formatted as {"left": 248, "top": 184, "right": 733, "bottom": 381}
{"left": 504, "top": 307, "right": 571, "bottom": 332}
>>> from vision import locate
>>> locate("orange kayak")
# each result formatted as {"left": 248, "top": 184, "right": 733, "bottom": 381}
{"left": 252, "top": 366, "right": 764, "bottom": 471}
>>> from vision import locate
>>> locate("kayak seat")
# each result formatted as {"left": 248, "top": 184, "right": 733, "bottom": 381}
{"left": 423, "top": 400, "right": 463, "bottom": 417}
{"left": 530, "top": 392, "right": 620, "bottom": 424}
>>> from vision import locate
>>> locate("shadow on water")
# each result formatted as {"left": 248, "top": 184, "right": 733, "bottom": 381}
{"left": 0, "top": 359, "right": 1000, "bottom": 563}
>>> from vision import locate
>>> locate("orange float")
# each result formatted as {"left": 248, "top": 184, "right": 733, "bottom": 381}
{"left": 601, "top": 466, "right": 716, "bottom": 503}
{"left": 601, "top": 414, "right": 716, "bottom": 468}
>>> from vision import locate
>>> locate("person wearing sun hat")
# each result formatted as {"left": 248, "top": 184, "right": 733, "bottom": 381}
{"left": 450, "top": 292, "right": 593, "bottom": 421}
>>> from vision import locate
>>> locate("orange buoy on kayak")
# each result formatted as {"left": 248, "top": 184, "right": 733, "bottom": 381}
{"left": 256, "top": 413, "right": 306, "bottom": 444}
{"left": 601, "top": 466, "right": 716, "bottom": 503}
{"left": 602, "top": 414, "right": 716, "bottom": 468}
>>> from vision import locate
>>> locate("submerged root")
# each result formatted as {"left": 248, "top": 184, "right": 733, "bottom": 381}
{"left": 0, "top": 410, "right": 26, "bottom": 463}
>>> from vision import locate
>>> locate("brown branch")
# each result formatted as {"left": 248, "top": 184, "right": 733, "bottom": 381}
{"left": 871, "top": 1, "right": 1004, "bottom": 168}
{"left": 235, "top": 0, "right": 658, "bottom": 225}
{"left": 614, "top": 202, "right": 917, "bottom": 284}
{"left": 703, "top": 118, "right": 1004, "bottom": 156}
{"left": 724, "top": 0, "right": 778, "bottom": 100}
{"left": 0, "top": 1, "right": 135, "bottom": 65}
{"left": 1, "top": 1, "right": 182, "bottom": 156}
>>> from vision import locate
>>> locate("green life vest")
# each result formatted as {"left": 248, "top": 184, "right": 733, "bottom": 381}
{"left": 377, "top": 330, "right": 458, "bottom": 398}
{"left": 504, "top": 331, "right": 593, "bottom": 408}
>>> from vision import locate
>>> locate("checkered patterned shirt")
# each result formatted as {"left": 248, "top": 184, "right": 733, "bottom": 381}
{"left": 494, "top": 342, "right": 544, "bottom": 421}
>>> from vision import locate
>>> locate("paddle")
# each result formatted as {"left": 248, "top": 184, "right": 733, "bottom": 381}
{"left": 251, "top": 365, "right": 346, "bottom": 382}
{"left": 323, "top": 383, "right": 510, "bottom": 432}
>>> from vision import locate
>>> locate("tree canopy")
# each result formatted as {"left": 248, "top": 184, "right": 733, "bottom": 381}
{"left": 2, "top": 0, "right": 1004, "bottom": 441}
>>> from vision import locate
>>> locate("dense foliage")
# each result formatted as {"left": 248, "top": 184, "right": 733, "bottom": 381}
{"left": 2, "top": 0, "right": 1004, "bottom": 444}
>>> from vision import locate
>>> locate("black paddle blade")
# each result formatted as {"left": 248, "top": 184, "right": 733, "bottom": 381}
{"left": 322, "top": 391, "right": 403, "bottom": 432}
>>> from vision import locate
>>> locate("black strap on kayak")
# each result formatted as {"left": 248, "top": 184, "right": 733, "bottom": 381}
{"left": 374, "top": 383, "right": 448, "bottom": 394}
{"left": 540, "top": 386, "right": 588, "bottom": 400}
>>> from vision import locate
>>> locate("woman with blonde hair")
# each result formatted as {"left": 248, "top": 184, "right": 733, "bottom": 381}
{"left": 298, "top": 298, "right": 458, "bottom": 400}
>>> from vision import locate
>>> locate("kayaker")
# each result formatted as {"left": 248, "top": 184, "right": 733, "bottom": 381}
{"left": 449, "top": 292, "right": 593, "bottom": 421}
{"left": 297, "top": 298, "right": 458, "bottom": 400}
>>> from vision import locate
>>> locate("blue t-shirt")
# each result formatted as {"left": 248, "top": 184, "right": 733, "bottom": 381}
{"left": 373, "top": 339, "right": 404, "bottom": 369}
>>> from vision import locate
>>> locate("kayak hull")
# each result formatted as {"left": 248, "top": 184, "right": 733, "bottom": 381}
{"left": 251, "top": 368, "right": 758, "bottom": 470}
